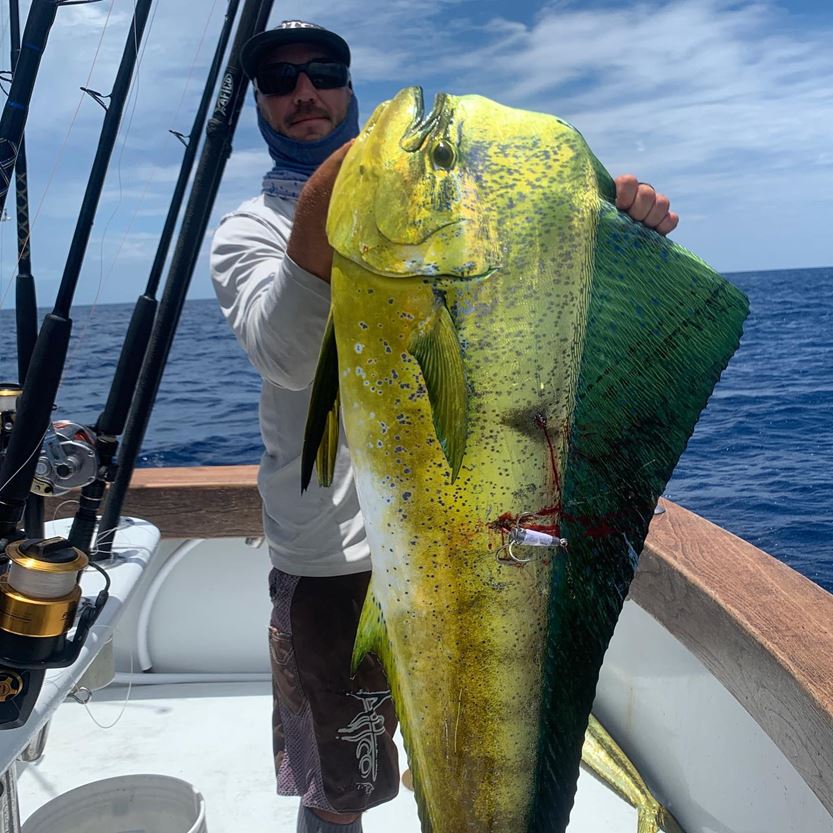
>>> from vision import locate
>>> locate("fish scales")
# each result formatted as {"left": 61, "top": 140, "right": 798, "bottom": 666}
{"left": 305, "top": 86, "right": 748, "bottom": 833}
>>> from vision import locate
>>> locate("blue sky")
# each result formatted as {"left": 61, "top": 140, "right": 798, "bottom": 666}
{"left": 0, "top": 0, "right": 830, "bottom": 310}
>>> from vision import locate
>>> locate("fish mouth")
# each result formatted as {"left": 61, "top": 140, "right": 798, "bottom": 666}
{"left": 339, "top": 220, "right": 499, "bottom": 282}
{"left": 341, "top": 254, "right": 497, "bottom": 283}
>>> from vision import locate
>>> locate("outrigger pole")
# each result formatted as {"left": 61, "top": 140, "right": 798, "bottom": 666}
{"left": 0, "top": 0, "right": 102, "bottom": 214}
{"left": 0, "top": 0, "right": 154, "bottom": 540}
{"left": 9, "top": 0, "right": 43, "bottom": 539}
{"left": 96, "top": 0, "right": 275, "bottom": 558}
{"left": 68, "top": 0, "right": 243, "bottom": 553}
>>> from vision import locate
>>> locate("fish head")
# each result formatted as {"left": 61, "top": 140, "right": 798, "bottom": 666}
{"left": 327, "top": 86, "right": 501, "bottom": 280}
{"left": 328, "top": 86, "right": 603, "bottom": 285}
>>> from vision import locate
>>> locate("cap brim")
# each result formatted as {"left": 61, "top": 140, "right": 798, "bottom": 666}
{"left": 241, "top": 28, "right": 351, "bottom": 80}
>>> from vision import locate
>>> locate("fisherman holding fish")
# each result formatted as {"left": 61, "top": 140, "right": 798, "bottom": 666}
{"left": 211, "top": 19, "right": 680, "bottom": 833}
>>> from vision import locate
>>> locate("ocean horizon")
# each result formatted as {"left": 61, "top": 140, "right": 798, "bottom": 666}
{"left": 1, "top": 265, "right": 831, "bottom": 593}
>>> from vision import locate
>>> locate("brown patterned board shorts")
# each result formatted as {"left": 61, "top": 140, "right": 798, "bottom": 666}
{"left": 268, "top": 568, "right": 400, "bottom": 814}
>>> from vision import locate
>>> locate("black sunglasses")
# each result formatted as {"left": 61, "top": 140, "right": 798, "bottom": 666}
{"left": 255, "top": 61, "right": 350, "bottom": 96}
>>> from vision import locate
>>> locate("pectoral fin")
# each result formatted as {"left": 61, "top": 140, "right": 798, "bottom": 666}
{"left": 301, "top": 311, "right": 340, "bottom": 491}
{"left": 408, "top": 294, "right": 468, "bottom": 481}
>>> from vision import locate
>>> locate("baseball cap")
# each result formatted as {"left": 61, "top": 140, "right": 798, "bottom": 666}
{"left": 241, "top": 20, "right": 351, "bottom": 80}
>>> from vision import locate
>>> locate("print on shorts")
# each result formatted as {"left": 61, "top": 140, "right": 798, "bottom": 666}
{"left": 337, "top": 689, "right": 392, "bottom": 795}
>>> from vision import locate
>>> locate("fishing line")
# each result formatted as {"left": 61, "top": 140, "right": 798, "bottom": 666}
{"left": 52, "top": 498, "right": 80, "bottom": 522}
{"left": 0, "top": 0, "right": 117, "bottom": 313}
{"left": 77, "top": 641, "right": 134, "bottom": 730}
{"left": 74, "top": 0, "right": 161, "bottom": 352}
{"left": 89, "top": 514, "right": 133, "bottom": 560}
{"left": 171, "top": 0, "right": 222, "bottom": 128}
{"left": 0, "top": 426, "right": 46, "bottom": 494}
{"left": 10, "top": 558, "right": 78, "bottom": 596}
{"left": 74, "top": 0, "right": 222, "bottom": 343}
{"left": 95, "top": 0, "right": 223, "bottom": 275}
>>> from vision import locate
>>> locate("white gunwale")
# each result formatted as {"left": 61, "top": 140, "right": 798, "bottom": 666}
{"left": 46, "top": 466, "right": 833, "bottom": 816}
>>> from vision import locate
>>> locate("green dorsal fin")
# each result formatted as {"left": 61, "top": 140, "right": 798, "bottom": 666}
{"left": 531, "top": 203, "right": 748, "bottom": 833}
{"left": 407, "top": 294, "right": 467, "bottom": 482}
{"left": 590, "top": 151, "right": 616, "bottom": 203}
{"left": 301, "top": 311, "right": 340, "bottom": 491}
{"left": 568, "top": 122, "right": 616, "bottom": 202}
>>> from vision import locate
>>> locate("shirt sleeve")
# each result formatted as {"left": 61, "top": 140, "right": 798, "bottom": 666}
{"left": 211, "top": 206, "right": 331, "bottom": 391}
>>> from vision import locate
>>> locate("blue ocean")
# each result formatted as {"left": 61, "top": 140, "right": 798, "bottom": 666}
{"left": 0, "top": 266, "right": 830, "bottom": 593}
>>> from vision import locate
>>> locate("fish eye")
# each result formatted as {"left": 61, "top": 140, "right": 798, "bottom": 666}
{"left": 431, "top": 140, "right": 456, "bottom": 170}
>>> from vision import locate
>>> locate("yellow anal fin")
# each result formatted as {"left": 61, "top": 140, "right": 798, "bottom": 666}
{"left": 407, "top": 293, "right": 467, "bottom": 482}
{"left": 351, "top": 584, "right": 433, "bottom": 833}
{"left": 581, "top": 714, "right": 686, "bottom": 833}
{"left": 351, "top": 580, "right": 390, "bottom": 677}
{"left": 302, "top": 310, "right": 340, "bottom": 490}
{"left": 315, "top": 391, "right": 340, "bottom": 488}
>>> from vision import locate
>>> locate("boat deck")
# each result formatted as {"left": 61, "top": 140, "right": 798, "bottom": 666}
{"left": 17, "top": 681, "right": 638, "bottom": 832}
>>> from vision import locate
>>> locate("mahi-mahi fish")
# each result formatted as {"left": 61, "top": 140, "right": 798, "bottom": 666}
{"left": 303, "top": 87, "right": 748, "bottom": 833}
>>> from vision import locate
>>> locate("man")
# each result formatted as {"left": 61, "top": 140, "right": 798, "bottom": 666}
{"left": 211, "top": 20, "right": 679, "bottom": 833}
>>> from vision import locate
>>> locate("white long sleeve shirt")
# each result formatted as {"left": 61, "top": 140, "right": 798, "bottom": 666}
{"left": 211, "top": 192, "right": 371, "bottom": 576}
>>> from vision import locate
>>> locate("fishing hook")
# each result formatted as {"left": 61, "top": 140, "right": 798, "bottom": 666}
{"left": 495, "top": 513, "right": 568, "bottom": 566}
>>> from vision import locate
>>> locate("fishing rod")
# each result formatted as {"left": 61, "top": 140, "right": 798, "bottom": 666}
{"left": 0, "top": 0, "right": 103, "bottom": 214}
{"left": 9, "top": 0, "right": 44, "bottom": 540}
{"left": 0, "top": 0, "right": 154, "bottom": 540}
{"left": 0, "top": 0, "right": 155, "bottom": 732}
{"left": 96, "top": 0, "right": 275, "bottom": 558}
{"left": 68, "top": 0, "right": 243, "bottom": 554}
{"left": 10, "top": 0, "right": 36, "bottom": 383}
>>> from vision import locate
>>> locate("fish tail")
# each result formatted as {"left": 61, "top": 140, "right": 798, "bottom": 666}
{"left": 637, "top": 807, "right": 661, "bottom": 833}
{"left": 636, "top": 805, "right": 687, "bottom": 833}
{"left": 658, "top": 807, "right": 688, "bottom": 833}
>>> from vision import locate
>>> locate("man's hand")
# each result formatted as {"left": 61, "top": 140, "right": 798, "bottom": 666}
{"left": 614, "top": 174, "right": 679, "bottom": 236}
{"left": 287, "top": 140, "right": 355, "bottom": 282}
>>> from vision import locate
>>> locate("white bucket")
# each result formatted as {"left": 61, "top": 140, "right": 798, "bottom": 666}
{"left": 22, "top": 774, "right": 207, "bottom": 833}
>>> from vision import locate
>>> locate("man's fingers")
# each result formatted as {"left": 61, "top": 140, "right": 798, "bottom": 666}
{"left": 655, "top": 212, "right": 679, "bottom": 236}
{"left": 628, "top": 183, "right": 657, "bottom": 222}
{"left": 616, "top": 174, "right": 678, "bottom": 235}
{"left": 644, "top": 193, "right": 670, "bottom": 229}
{"left": 614, "top": 174, "right": 639, "bottom": 210}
